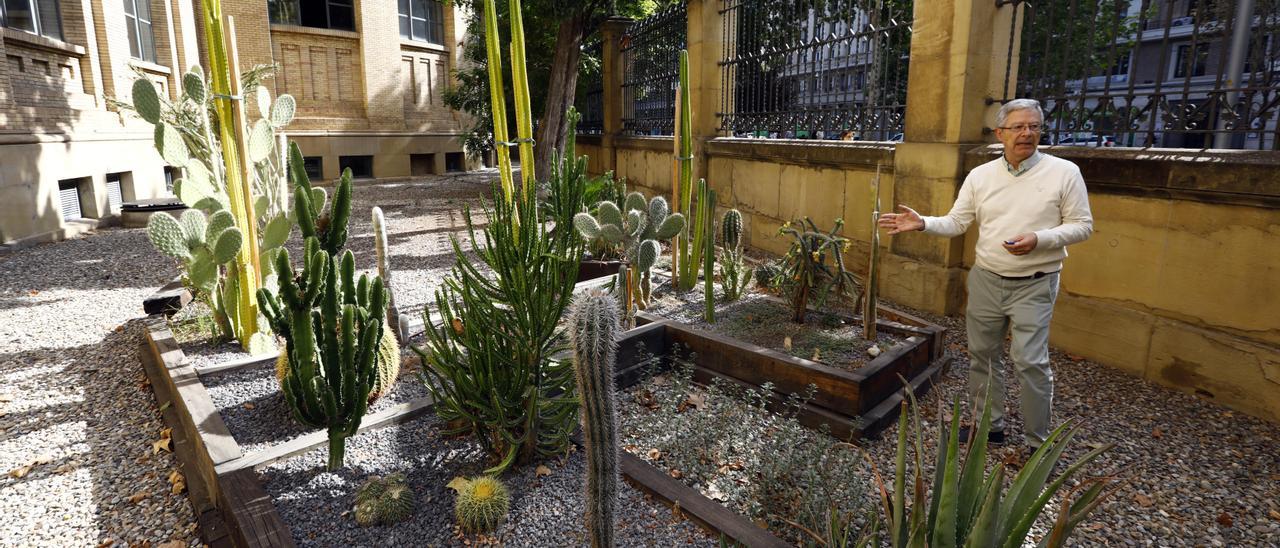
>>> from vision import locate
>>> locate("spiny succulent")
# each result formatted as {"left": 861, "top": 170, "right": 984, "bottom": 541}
{"left": 353, "top": 473, "right": 414, "bottom": 526}
{"left": 451, "top": 475, "right": 511, "bottom": 534}
{"left": 275, "top": 320, "right": 401, "bottom": 403}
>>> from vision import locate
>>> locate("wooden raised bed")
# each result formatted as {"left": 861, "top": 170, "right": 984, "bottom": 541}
{"left": 630, "top": 299, "right": 949, "bottom": 441}
{"left": 139, "top": 280, "right": 788, "bottom": 547}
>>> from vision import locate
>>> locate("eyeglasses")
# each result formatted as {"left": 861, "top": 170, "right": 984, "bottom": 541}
{"left": 997, "top": 123, "right": 1043, "bottom": 133}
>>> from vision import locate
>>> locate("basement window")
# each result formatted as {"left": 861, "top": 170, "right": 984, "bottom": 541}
{"left": 339, "top": 155, "right": 373, "bottom": 179}
{"left": 57, "top": 178, "right": 87, "bottom": 220}
{"left": 410, "top": 153, "right": 435, "bottom": 175}
{"left": 445, "top": 152, "right": 464, "bottom": 173}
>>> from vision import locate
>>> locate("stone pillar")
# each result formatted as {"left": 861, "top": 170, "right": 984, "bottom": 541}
{"left": 357, "top": 0, "right": 403, "bottom": 130}
{"left": 884, "top": 0, "right": 1011, "bottom": 314}
{"left": 686, "top": 0, "right": 724, "bottom": 184}
{"left": 598, "top": 16, "right": 632, "bottom": 174}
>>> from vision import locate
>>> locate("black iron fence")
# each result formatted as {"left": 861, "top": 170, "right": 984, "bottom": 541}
{"left": 577, "top": 39, "right": 605, "bottom": 135}
{"left": 621, "top": 3, "right": 687, "bottom": 135}
{"left": 1000, "top": 0, "right": 1280, "bottom": 150}
{"left": 717, "top": 0, "right": 914, "bottom": 141}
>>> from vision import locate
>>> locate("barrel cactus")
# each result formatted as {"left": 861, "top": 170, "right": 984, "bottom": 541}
{"left": 568, "top": 291, "right": 621, "bottom": 548}
{"left": 452, "top": 475, "right": 510, "bottom": 533}
{"left": 275, "top": 321, "right": 400, "bottom": 403}
{"left": 353, "top": 473, "right": 414, "bottom": 526}
{"left": 718, "top": 209, "right": 751, "bottom": 302}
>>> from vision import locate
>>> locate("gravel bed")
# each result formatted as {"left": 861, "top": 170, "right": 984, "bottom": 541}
{"left": 643, "top": 278, "right": 902, "bottom": 372}
{"left": 202, "top": 357, "right": 431, "bottom": 456}
{"left": 259, "top": 414, "right": 718, "bottom": 546}
{"left": 0, "top": 229, "right": 198, "bottom": 546}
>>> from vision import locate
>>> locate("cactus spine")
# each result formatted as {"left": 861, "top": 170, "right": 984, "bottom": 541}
{"left": 452, "top": 476, "right": 511, "bottom": 533}
{"left": 719, "top": 209, "right": 752, "bottom": 302}
{"left": 354, "top": 473, "right": 415, "bottom": 526}
{"left": 568, "top": 291, "right": 621, "bottom": 548}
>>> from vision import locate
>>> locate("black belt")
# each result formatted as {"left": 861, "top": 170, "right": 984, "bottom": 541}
{"left": 996, "top": 270, "right": 1056, "bottom": 281}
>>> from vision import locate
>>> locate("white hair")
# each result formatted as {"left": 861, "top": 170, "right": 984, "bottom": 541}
{"left": 996, "top": 99, "right": 1045, "bottom": 128}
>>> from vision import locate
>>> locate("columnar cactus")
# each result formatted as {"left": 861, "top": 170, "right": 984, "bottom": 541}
{"left": 258, "top": 240, "right": 387, "bottom": 470}
{"left": 371, "top": 206, "right": 402, "bottom": 338}
{"left": 354, "top": 473, "right": 415, "bottom": 526}
{"left": 568, "top": 291, "right": 621, "bottom": 548}
{"left": 573, "top": 192, "right": 684, "bottom": 323}
{"left": 718, "top": 209, "right": 752, "bottom": 302}
{"left": 275, "top": 321, "right": 400, "bottom": 403}
{"left": 702, "top": 187, "right": 717, "bottom": 323}
{"left": 452, "top": 476, "right": 511, "bottom": 533}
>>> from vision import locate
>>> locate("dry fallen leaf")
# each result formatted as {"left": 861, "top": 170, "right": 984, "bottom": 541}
{"left": 1134, "top": 493, "right": 1153, "bottom": 507}
{"left": 167, "top": 469, "right": 185, "bottom": 494}
{"left": 155, "top": 541, "right": 183, "bottom": 548}
{"left": 451, "top": 318, "right": 465, "bottom": 335}
{"left": 152, "top": 438, "right": 172, "bottom": 454}
{"left": 646, "top": 448, "right": 663, "bottom": 461}
{"left": 634, "top": 389, "right": 656, "bottom": 409}
{"left": 678, "top": 393, "right": 706, "bottom": 413}
{"left": 242, "top": 402, "right": 256, "bottom": 410}
{"left": 1217, "top": 512, "right": 1234, "bottom": 528}
{"left": 96, "top": 539, "right": 115, "bottom": 548}
{"left": 171, "top": 480, "right": 186, "bottom": 495}
{"left": 34, "top": 453, "right": 53, "bottom": 465}
{"left": 9, "top": 465, "right": 32, "bottom": 479}
{"left": 651, "top": 374, "right": 670, "bottom": 387}
{"left": 446, "top": 476, "right": 470, "bottom": 492}
{"left": 1268, "top": 509, "right": 1280, "bottom": 521}
{"left": 1067, "top": 353, "right": 1085, "bottom": 362}
{"left": 811, "top": 348, "right": 821, "bottom": 362}
{"left": 128, "top": 491, "right": 149, "bottom": 504}
{"left": 1151, "top": 426, "right": 1163, "bottom": 439}
{"left": 672, "top": 500, "right": 683, "bottom": 520}
{"left": 535, "top": 465, "right": 552, "bottom": 478}
{"left": 783, "top": 336, "right": 792, "bottom": 351}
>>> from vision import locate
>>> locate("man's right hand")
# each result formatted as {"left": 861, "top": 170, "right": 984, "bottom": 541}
{"left": 878, "top": 205, "right": 925, "bottom": 234}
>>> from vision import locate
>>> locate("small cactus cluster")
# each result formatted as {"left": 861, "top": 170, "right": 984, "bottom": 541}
{"left": 568, "top": 291, "right": 621, "bottom": 548}
{"left": 718, "top": 209, "right": 752, "bottom": 302}
{"left": 275, "top": 321, "right": 400, "bottom": 403}
{"left": 451, "top": 475, "right": 511, "bottom": 534}
{"left": 574, "top": 192, "right": 685, "bottom": 321}
{"left": 353, "top": 473, "right": 415, "bottom": 526}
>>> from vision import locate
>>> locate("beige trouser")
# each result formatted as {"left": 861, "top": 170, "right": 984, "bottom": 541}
{"left": 965, "top": 267, "right": 1060, "bottom": 448}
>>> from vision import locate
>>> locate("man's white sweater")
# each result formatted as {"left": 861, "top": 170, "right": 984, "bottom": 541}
{"left": 921, "top": 153, "right": 1093, "bottom": 277}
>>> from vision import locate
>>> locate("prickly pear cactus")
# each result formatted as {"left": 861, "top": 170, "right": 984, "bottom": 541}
{"left": 354, "top": 473, "right": 414, "bottom": 526}
{"left": 451, "top": 476, "right": 510, "bottom": 534}
{"left": 574, "top": 191, "right": 685, "bottom": 322}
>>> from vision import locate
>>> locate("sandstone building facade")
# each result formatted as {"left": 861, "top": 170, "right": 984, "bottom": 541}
{"left": 1, "top": 0, "right": 473, "bottom": 248}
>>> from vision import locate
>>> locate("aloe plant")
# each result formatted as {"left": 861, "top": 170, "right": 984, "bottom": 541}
{"left": 874, "top": 389, "right": 1122, "bottom": 548}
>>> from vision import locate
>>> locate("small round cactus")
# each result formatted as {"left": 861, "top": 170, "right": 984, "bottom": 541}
{"left": 453, "top": 475, "right": 510, "bottom": 533}
{"left": 722, "top": 208, "right": 743, "bottom": 250}
{"left": 353, "top": 473, "right": 414, "bottom": 526}
{"left": 275, "top": 322, "right": 401, "bottom": 402}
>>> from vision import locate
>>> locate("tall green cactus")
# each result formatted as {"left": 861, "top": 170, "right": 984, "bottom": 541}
{"left": 672, "top": 50, "right": 713, "bottom": 292}
{"left": 719, "top": 209, "right": 752, "bottom": 302}
{"left": 702, "top": 187, "right": 716, "bottom": 323}
{"left": 568, "top": 290, "right": 621, "bottom": 548}
{"left": 258, "top": 239, "right": 387, "bottom": 470}
{"left": 289, "top": 142, "right": 351, "bottom": 257}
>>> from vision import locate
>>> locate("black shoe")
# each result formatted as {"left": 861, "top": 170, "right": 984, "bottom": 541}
{"left": 956, "top": 425, "right": 1005, "bottom": 445}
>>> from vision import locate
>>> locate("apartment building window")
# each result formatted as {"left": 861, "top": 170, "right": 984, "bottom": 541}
{"left": 269, "top": 0, "right": 354, "bottom": 32}
{"left": 399, "top": 0, "right": 444, "bottom": 44}
{"left": 123, "top": 0, "right": 157, "bottom": 63}
{"left": 1173, "top": 43, "right": 1211, "bottom": 78}
{"left": 0, "top": 0, "right": 63, "bottom": 40}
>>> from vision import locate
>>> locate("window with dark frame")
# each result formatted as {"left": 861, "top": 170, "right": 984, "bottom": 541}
{"left": 1173, "top": 42, "right": 1211, "bottom": 78}
{"left": 339, "top": 155, "right": 373, "bottom": 179}
{"left": 269, "top": 0, "right": 354, "bottom": 32}
{"left": 303, "top": 157, "right": 323, "bottom": 181}
{"left": 1, "top": 0, "right": 63, "bottom": 41}
{"left": 399, "top": 0, "right": 444, "bottom": 44}
{"left": 123, "top": 0, "right": 157, "bottom": 63}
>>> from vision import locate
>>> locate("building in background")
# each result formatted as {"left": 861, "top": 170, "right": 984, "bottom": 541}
{"left": 0, "top": 0, "right": 475, "bottom": 249}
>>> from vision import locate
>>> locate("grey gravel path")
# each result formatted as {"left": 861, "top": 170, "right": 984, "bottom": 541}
{"left": 0, "top": 230, "right": 197, "bottom": 546}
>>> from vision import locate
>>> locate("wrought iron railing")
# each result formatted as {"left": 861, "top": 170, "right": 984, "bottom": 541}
{"left": 621, "top": 3, "right": 687, "bottom": 135}
{"left": 577, "top": 39, "right": 605, "bottom": 135}
{"left": 717, "top": 0, "right": 913, "bottom": 140}
{"left": 999, "top": 0, "right": 1280, "bottom": 150}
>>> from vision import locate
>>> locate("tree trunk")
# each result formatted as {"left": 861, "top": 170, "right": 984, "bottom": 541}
{"left": 535, "top": 14, "right": 588, "bottom": 182}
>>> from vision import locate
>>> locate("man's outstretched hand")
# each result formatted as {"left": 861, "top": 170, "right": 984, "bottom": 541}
{"left": 878, "top": 205, "right": 925, "bottom": 234}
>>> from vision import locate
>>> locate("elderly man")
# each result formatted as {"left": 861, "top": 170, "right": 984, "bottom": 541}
{"left": 878, "top": 99, "right": 1093, "bottom": 450}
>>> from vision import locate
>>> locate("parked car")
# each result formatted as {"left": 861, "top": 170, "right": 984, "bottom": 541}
{"left": 1053, "top": 133, "right": 1116, "bottom": 147}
